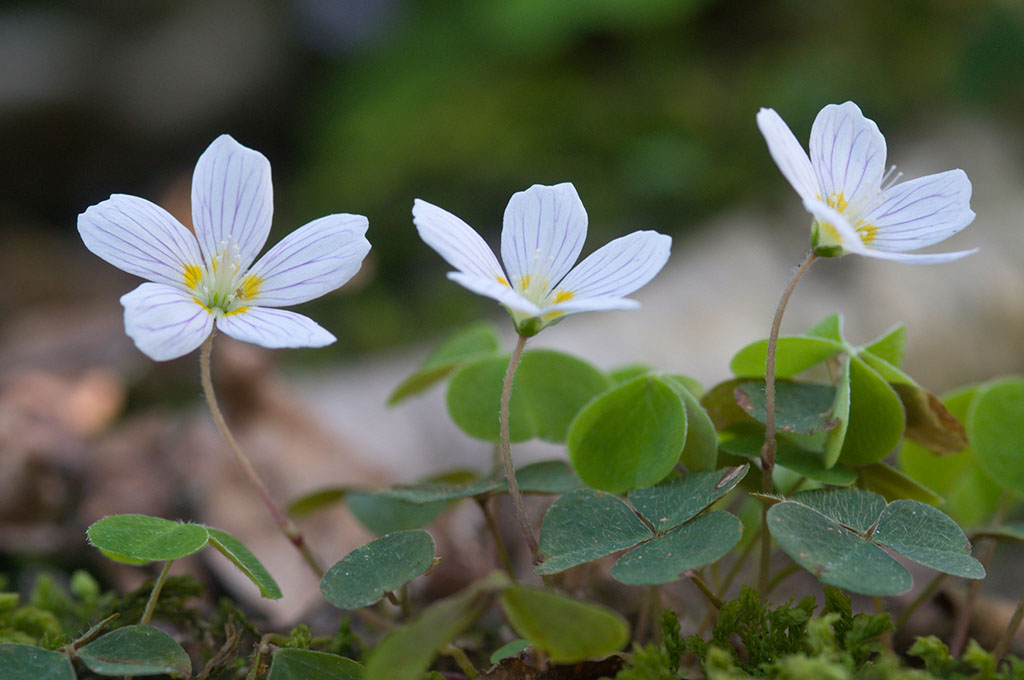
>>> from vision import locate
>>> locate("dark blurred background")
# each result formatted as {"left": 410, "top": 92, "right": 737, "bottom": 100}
{"left": 3, "top": 0, "right": 1024, "bottom": 355}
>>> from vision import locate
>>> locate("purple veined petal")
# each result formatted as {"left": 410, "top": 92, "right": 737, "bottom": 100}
{"left": 809, "top": 102, "right": 887, "bottom": 213}
{"left": 78, "top": 194, "right": 204, "bottom": 289}
{"left": 447, "top": 271, "right": 541, "bottom": 315}
{"left": 858, "top": 169, "right": 975, "bottom": 252}
{"left": 554, "top": 230, "right": 671, "bottom": 301}
{"left": 500, "top": 183, "right": 587, "bottom": 294}
{"left": 246, "top": 213, "right": 370, "bottom": 307}
{"left": 120, "top": 283, "right": 213, "bottom": 361}
{"left": 191, "top": 134, "right": 273, "bottom": 271}
{"left": 757, "top": 108, "right": 819, "bottom": 204}
{"left": 216, "top": 307, "right": 336, "bottom": 348}
{"left": 858, "top": 247, "right": 979, "bottom": 265}
{"left": 413, "top": 199, "right": 507, "bottom": 281}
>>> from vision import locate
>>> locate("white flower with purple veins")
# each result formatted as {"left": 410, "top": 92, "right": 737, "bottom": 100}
{"left": 78, "top": 134, "right": 371, "bottom": 360}
{"left": 413, "top": 183, "right": 672, "bottom": 336}
{"left": 757, "top": 101, "right": 977, "bottom": 263}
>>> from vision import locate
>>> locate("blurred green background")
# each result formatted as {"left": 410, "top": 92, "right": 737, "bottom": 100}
{"left": 3, "top": 0, "right": 1023, "bottom": 356}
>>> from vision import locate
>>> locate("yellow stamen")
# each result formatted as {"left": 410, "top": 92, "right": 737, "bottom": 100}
{"left": 553, "top": 289, "right": 574, "bottom": 303}
{"left": 517, "top": 274, "right": 531, "bottom": 292}
{"left": 856, "top": 223, "right": 878, "bottom": 245}
{"left": 236, "top": 273, "right": 263, "bottom": 300}
{"left": 827, "top": 192, "right": 848, "bottom": 212}
{"left": 496, "top": 276, "right": 510, "bottom": 287}
{"left": 184, "top": 264, "right": 203, "bottom": 290}
{"left": 224, "top": 306, "right": 250, "bottom": 317}
{"left": 193, "top": 297, "right": 211, "bottom": 313}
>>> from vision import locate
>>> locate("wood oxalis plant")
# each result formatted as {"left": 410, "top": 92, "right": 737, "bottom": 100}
{"left": 3, "top": 103, "right": 1024, "bottom": 679}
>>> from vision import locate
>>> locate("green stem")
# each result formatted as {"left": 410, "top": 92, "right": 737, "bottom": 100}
{"left": 716, "top": 531, "right": 759, "bottom": 602}
{"left": 140, "top": 560, "right": 174, "bottom": 625}
{"left": 993, "top": 592, "right": 1024, "bottom": 665}
{"left": 499, "top": 333, "right": 539, "bottom": 561}
{"left": 688, "top": 571, "right": 724, "bottom": 610}
{"left": 893, "top": 572, "right": 947, "bottom": 631}
{"left": 758, "top": 250, "right": 818, "bottom": 593}
{"left": 442, "top": 643, "right": 479, "bottom": 678}
{"left": 199, "top": 334, "right": 324, "bottom": 578}
{"left": 765, "top": 563, "right": 800, "bottom": 595}
{"left": 476, "top": 497, "right": 517, "bottom": 580}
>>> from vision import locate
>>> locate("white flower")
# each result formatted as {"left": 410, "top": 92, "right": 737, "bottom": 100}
{"left": 413, "top": 182, "right": 671, "bottom": 336}
{"left": 757, "top": 101, "right": 977, "bottom": 263}
{"left": 78, "top": 134, "right": 371, "bottom": 361}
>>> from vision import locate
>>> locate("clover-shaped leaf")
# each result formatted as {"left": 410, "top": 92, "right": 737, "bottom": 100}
{"left": 768, "top": 488, "right": 983, "bottom": 595}
{"left": 321, "top": 530, "right": 435, "bottom": 610}
{"left": 718, "top": 426, "right": 856, "bottom": 486}
{"left": 729, "top": 336, "right": 845, "bottom": 379}
{"left": 500, "top": 585, "right": 629, "bottom": 663}
{"left": 78, "top": 625, "right": 191, "bottom": 677}
{"left": 568, "top": 374, "right": 686, "bottom": 493}
{"left": 87, "top": 515, "right": 210, "bottom": 564}
{"left": 0, "top": 644, "right": 74, "bottom": 680}
{"left": 663, "top": 376, "right": 718, "bottom": 471}
{"left": 735, "top": 381, "right": 838, "bottom": 435}
{"left": 447, "top": 350, "right": 609, "bottom": 443}
{"left": 828, "top": 355, "right": 905, "bottom": 467}
{"left": 268, "top": 649, "right": 364, "bottom": 680}
{"left": 388, "top": 322, "right": 501, "bottom": 405}
{"left": 538, "top": 469, "right": 747, "bottom": 582}
{"left": 968, "top": 377, "right": 1024, "bottom": 497}
{"left": 610, "top": 512, "right": 743, "bottom": 585}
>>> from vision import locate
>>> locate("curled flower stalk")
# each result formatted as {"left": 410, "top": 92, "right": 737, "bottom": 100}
{"left": 78, "top": 134, "right": 371, "bottom": 579}
{"left": 414, "top": 182, "right": 671, "bottom": 563}
{"left": 754, "top": 101, "right": 977, "bottom": 592}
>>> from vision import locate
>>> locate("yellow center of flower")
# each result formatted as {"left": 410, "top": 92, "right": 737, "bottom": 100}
{"left": 184, "top": 240, "right": 261, "bottom": 317}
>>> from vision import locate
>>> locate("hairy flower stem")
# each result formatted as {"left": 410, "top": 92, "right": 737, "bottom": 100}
{"left": 500, "top": 334, "right": 540, "bottom": 562}
{"left": 199, "top": 334, "right": 324, "bottom": 578}
{"left": 893, "top": 572, "right": 947, "bottom": 631}
{"left": 758, "top": 250, "right": 818, "bottom": 593}
{"left": 477, "top": 498, "right": 517, "bottom": 580}
{"left": 140, "top": 560, "right": 174, "bottom": 625}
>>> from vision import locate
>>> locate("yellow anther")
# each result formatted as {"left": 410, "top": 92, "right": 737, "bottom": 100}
{"left": 184, "top": 264, "right": 203, "bottom": 290}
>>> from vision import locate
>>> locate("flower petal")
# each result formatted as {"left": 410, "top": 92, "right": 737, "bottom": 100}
{"left": 802, "top": 199, "right": 870, "bottom": 254}
{"left": 857, "top": 247, "right": 979, "bottom": 265}
{"left": 543, "top": 296, "right": 640, "bottom": 315}
{"left": 247, "top": 214, "right": 371, "bottom": 307}
{"left": 120, "top": 283, "right": 213, "bottom": 361}
{"left": 553, "top": 230, "right": 671, "bottom": 301}
{"left": 500, "top": 183, "right": 587, "bottom": 294}
{"left": 757, "top": 108, "right": 819, "bottom": 204}
{"left": 809, "top": 102, "right": 886, "bottom": 212}
{"left": 216, "top": 307, "right": 335, "bottom": 348}
{"left": 78, "top": 194, "right": 204, "bottom": 288}
{"left": 191, "top": 134, "right": 273, "bottom": 270}
{"left": 413, "top": 199, "right": 507, "bottom": 281}
{"left": 447, "top": 272, "right": 541, "bottom": 315}
{"left": 858, "top": 170, "right": 975, "bottom": 252}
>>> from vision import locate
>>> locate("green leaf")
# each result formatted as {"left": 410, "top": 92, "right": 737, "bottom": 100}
{"left": 205, "top": 527, "right": 282, "bottom": 599}
{"left": 86, "top": 514, "right": 209, "bottom": 564}
{"left": 499, "top": 585, "right": 629, "bottom": 663}
{"left": 610, "top": 512, "right": 743, "bottom": 585}
{"left": 700, "top": 378, "right": 758, "bottom": 430}
{"left": 287, "top": 488, "right": 349, "bottom": 518}
{"left": 446, "top": 350, "right": 609, "bottom": 443}
{"left": 968, "top": 378, "right": 1024, "bottom": 496}
{"left": 346, "top": 492, "right": 449, "bottom": 535}
{"left": 364, "top": 573, "right": 505, "bottom": 680}
{"left": 268, "top": 649, "right": 364, "bottom": 680}
{"left": 717, "top": 426, "right": 857, "bottom": 485}
{"left": 735, "top": 381, "right": 837, "bottom": 435}
{"left": 729, "top": 336, "right": 845, "bottom": 379}
{"left": 515, "top": 460, "right": 584, "bottom": 494}
{"left": 899, "top": 386, "right": 1006, "bottom": 528}
{"left": 863, "top": 323, "right": 907, "bottom": 367}
{"left": 536, "top": 489, "right": 653, "bottom": 575}
{"left": 608, "top": 363, "right": 654, "bottom": 384}
{"left": 567, "top": 375, "right": 687, "bottom": 493}
{"left": 662, "top": 376, "right": 718, "bottom": 470}
{"left": 490, "top": 639, "right": 530, "bottom": 664}
{"left": 321, "top": 530, "right": 436, "bottom": 610}
{"left": 872, "top": 501, "right": 985, "bottom": 579}
{"left": 628, "top": 466, "right": 748, "bottom": 534}
{"left": 0, "top": 644, "right": 74, "bottom": 680}
{"left": 786, "top": 488, "right": 887, "bottom": 534}
{"left": 373, "top": 462, "right": 580, "bottom": 506}
{"left": 859, "top": 351, "right": 966, "bottom": 454}
{"left": 856, "top": 462, "right": 943, "bottom": 505}
{"left": 836, "top": 356, "right": 905, "bottom": 466}
{"left": 388, "top": 322, "right": 501, "bottom": 405}
{"left": 824, "top": 356, "right": 852, "bottom": 468}
{"left": 767, "top": 501, "right": 911, "bottom": 596}
{"left": 974, "top": 522, "right": 1024, "bottom": 543}
{"left": 78, "top": 625, "right": 192, "bottom": 677}
{"left": 807, "top": 313, "right": 844, "bottom": 343}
